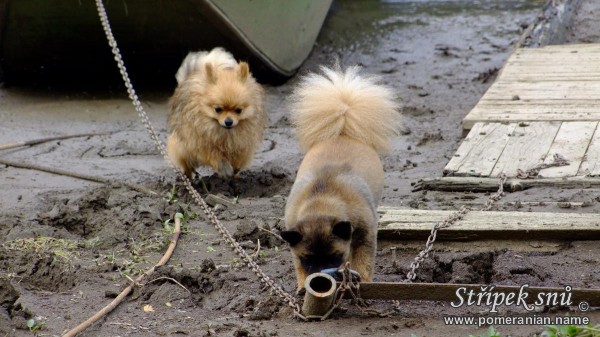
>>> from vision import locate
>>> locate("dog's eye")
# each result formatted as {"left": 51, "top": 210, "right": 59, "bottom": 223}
{"left": 214, "top": 107, "right": 223, "bottom": 113}
{"left": 234, "top": 108, "right": 243, "bottom": 114}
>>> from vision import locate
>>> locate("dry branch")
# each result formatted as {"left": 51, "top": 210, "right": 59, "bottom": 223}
{"left": 62, "top": 216, "right": 182, "bottom": 337}
{"left": 0, "top": 158, "right": 156, "bottom": 195}
{"left": 0, "top": 132, "right": 110, "bottom": 151}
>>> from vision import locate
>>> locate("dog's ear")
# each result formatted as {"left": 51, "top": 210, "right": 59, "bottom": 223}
{"left": 205, "top": 63, "right": 216, "bottom": 84}
{"left": 239, "top": 62, "right": 249, "bottom": 81}
{"left": 280, "top": 230, "right": 302, "bottom": 246}
{"left": 332, "top": 221, "right": 352, "bottom": 241}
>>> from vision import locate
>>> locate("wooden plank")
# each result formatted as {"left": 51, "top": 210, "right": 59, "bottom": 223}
{"left": 501, "top": 76, "right": 600, "bottom": 82}
{"left": 481, "top": 84, "right": 600, "bottom": 101}
{"left": 538, "top": 121, "right": 597, "bottom": 178}
{"left": 579, "top": 125, "right": 600, "bottom": 176}
{"left": 463, "top": 100, "right": 600, "bottom": 130}
{"left": 377, "top": 208, "right": 600, "bottom": 241}
{"left": 475, "top": 100, "right": 600, "bottom": 108}
{"left": 411, "top": 176, "right": 600, "bottom": 193}
{"left": 490, "top": 122, "right": 560, "bottom": 177}
{"left": 540, "top": 43, "right": 600, "bottom": 51}
{"left": 358, "top": 282, "right": 600, "bottom": 305}
{"left": 444, "top": 123, "right": 516, "bottom": 177}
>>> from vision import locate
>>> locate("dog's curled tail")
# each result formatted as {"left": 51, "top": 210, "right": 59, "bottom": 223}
{"left": 175, "top": 47, "right": 237, "bottom": 84}
{"left": 291, "top": 65, "right": 400, "bottom": 154}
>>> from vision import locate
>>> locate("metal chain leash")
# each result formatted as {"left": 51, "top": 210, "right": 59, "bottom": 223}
{"left": 517, "top": 153, "right": 570, "bottom": 179}
{"left": 94, "top": 0, "right": 302, "bottom": 316}
{"left": 405, "top": 173, "right": 507, "bottom": 281}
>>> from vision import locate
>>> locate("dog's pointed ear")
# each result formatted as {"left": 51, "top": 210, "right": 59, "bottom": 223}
{"left": 239, "top": 62, "right": 249, "bottom": 81}
{"left": 280, "top": 230, "right": 302, "bottom": 246}
{"left": 332, "top": 221, "right": 352, "bottom": 241}
{"left": 205, "top": 63, "right": 216, "bottom": 84}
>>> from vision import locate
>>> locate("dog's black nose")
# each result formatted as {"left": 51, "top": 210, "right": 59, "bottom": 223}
{"left": 224, "top": 118, "right": 233, "bottom": 127}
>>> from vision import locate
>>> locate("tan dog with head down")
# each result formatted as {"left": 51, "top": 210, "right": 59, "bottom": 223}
{"left": 281, "top": 65, "right": 400, "bottom": 291}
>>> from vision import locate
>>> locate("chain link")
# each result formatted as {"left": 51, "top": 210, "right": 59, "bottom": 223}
{"left": 94, "top": 0, "right": 302, "bottom": 315}
{"left": 516, "top": 153, "right": 569, "bottom": 179}
{"left": 405, "top": 174, "right": 507, "bottom": 281}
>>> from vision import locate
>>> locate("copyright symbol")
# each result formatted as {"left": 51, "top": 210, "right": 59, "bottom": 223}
{"left": 579, "top": 301, "right": 589, "bottom": 312}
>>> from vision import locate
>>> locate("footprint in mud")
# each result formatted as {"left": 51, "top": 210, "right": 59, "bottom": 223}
{"left": 38, "top": 187, "right": 168, "bottom": 247}
{"left": 191, "top": 162, "right": 293, "bottom": 198}
{"left": 492, "top": 251, "right": 549, "bottom": 285}
{"left": 0, "top": 252, "right": 78, "bottom": 292}
{"left": 408, "top": 252, "right": 496, "bottom": 284}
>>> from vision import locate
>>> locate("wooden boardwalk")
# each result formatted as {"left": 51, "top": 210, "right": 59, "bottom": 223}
{"left": 382, "top": 45, "right": 600, "bottom": 244}
{"left": 445, "top": 44, "right": 600, "bottom": 178}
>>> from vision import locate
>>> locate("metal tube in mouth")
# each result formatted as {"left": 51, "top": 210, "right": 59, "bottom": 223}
{"left": 302, "top": 272, "right": 337, "bottom": 317}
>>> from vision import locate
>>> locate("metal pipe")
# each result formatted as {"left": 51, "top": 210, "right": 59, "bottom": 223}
{"left": 302, "top": 273, "right": 337, "bottom": 317}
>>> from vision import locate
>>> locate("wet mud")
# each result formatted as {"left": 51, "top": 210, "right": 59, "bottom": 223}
{"left": 2, "top": 1, "right": 600, "bottom": 336}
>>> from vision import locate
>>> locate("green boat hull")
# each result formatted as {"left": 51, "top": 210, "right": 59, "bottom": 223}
{"left": 0, "top": 0, "right": 332, "bottom": 86}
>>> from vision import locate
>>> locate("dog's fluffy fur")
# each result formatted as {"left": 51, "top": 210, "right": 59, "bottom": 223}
{"left": 282, "top": 65, "right": 399, "bottom": 290}
{"left": 167, "top": 47, "right": 267, "bottom": 178}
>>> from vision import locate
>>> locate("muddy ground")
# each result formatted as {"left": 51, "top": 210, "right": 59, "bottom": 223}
{"left": 1, "top": 1, "right": 600, "bottom": 336}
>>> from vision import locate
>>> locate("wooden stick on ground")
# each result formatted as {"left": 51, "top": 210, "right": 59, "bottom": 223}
{"left": 0, "top": 158, "right": 157, "bottom": 196}
{"left": 412, "top": 176, "right": 600, "bottom": 192}
{"left": 0, "top": 132, "right": 110, "bottom": 151}
{"left": 62, "top": 216, "right": 182, "bottom": 337}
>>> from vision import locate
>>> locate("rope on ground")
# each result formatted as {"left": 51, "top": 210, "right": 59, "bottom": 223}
{"left": 0, "top": 132, "right": 111, "bottom": 151}
{"left": 0, "top": 157, "right": 157, "bottom": 196}
{"left": 61, "top": 216, "right": 182, "bottom": 337}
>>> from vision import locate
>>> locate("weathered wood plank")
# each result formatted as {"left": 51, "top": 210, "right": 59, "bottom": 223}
{"left": 501, "top": 76, "right": 600, "bottom": 82}
{"left": 463, "top": 110, "right": 600, "bottom": 130}
{"left": 443, "top": 123, "right": 516, "bottom": 177}
{"left": 358, "top": 282, "right": 600, "bottom": 305}
{"left": 411, "top": 176, "right": 600, "bottom": 192}
{"left": 377, "top": 208, "right": 600, "bottom": 241}
{"left": 481, "top": 83, "right": 600, "bottom": 101}
{"left": 475, "top": 100, "right": 600, "bottom": 109}
{"left": 463, "top": 44, "right": 600, "bottom": 129}
{"left": 490, "top": 122, "right": 561, "bottom": 177}
{"left": 579, "top": 125, "right": 600, "bottom": 176}
{"left": 538, "top": 121, "right": 597, "bottom": 178}
{"left": 536, "top": 43, "right": 600, "bottom": 51}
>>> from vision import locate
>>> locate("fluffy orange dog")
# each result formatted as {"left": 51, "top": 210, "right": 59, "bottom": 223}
{"left": 167, "top": 47, "right": 267, "bottom": 179}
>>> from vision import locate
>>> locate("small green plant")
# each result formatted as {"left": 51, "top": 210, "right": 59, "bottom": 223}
{"left": 163, "top": 218, "right": 175, "bottom": 233}
{"left": 83, "top": 237, "right": 102, "bottom": 249}
{"left": 164, "top": 184, "right": 178, "bottom": 204}
{"left": 542, "top": 325, "right": 584, "bottom": 337}
{"left": 541, "top": 324, "right": 600, "bottom": 337}
{"left": 470, "top": 326, "right": 501, "bottom": 337}
{"left": 181, "top": 207, "right": 197, "bottom": 221}
{"left": 26, "top": 318, "right": 45, "bottom": 333}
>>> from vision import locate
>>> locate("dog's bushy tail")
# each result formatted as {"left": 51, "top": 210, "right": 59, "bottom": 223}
{"left": 291, "top": 64, "right": 400, "bottom": 154}
{"left": 175, "top": 47, "right": 237, "bottom": 84}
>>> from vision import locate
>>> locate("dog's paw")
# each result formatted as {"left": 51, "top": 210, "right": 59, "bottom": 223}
{"left": 296, "top": 287, "right": 306, "bottom": 298}
{"left": 217, "top": 160, "right": 234, "bottom": 178}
